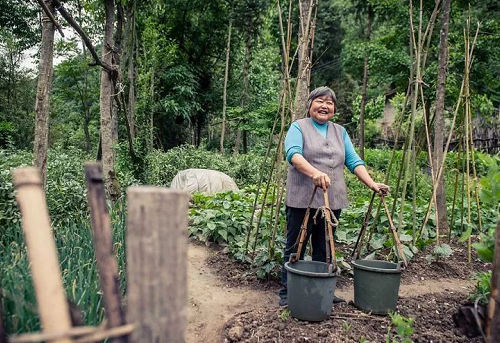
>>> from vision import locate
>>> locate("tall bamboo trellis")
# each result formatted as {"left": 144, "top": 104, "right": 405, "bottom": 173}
{"left": 244, "top": 0, "right": 319, "bottom": 261}
{"left": 245, "top": 0, "right": 484, "bottom": 266}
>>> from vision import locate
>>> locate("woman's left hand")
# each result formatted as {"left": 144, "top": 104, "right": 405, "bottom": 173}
{"left": 371, "top": 183, "right": 390, "bottom": 196}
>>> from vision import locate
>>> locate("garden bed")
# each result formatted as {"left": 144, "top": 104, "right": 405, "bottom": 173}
{"left": 223, "top": 292, "right": 483, "bottom": 343}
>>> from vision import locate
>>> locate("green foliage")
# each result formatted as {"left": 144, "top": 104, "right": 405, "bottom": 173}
{"left": 386, "top": 312, "right": 414, "bottom": 343}
{"left": 470, "top": 154, "right": 500, "bottom": 263}
{"left": 0, "top": 150, "right": 89, "bottom": 227}
{"left": 425, "top": 243, "right": 453, "bottom": 263}
{"left": 145, "top": 146, "right": 265, "bottom": 188}
{"left": 280, "top": 309, "right": 291, "bottom": 321}
{"left": 0, "top": 150, "right": 128, "bottom": 334}
{"left": 189, "top": 191, "right": 253, "bottom": 244}
{"left": 0, "top": 202, "right": 127, "bottom": 334}
{"left": 469, "top": 271, "right": 492, "bottom": 306}
{"left": 189, "top": 187, "right": 285, "bottom": 278}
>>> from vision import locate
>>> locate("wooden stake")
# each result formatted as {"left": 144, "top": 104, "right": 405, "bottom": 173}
{"left": 486, "top": 213, "right": 500, "bottom": 343}
{"left": 323, "top": 190, "right": 337, "bottom": 272}
{"left": 84, "top": 163, "right": 127, "bottom": 343}
{"left": 381, "top": 196, "right": 408, "bottom": 267}
{"left": 126, "top": 187, "right": 190, "bottom": 343}
{"left": 0, "top": 283, "right": 7, "bottom": 343}
{"left": 12, "top": 167, "right": 73, "bottom": 343}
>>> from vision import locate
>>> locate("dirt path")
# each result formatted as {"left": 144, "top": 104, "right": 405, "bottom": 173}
{"left": 186, "top": 242, "right": 275, "bottom": 343}
{"left": 186, "top": 241, "right": 475, "bottom": 343}
{"left": 336, "top": 277, "right": 475, "bottom": 303}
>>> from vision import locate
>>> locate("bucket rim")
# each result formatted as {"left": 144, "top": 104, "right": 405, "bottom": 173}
{"left": 285, "top": 260, "right": 336, "bottom": 278}
{"left": 352, "top": 259, "right": 402, "bottom": 274}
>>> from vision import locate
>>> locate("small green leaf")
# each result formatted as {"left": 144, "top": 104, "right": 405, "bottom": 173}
{"left": 399, "top": 234, "right": 413, "bottom": 242}
{"left": 218, "top": 229, "right": 228, "bottom": 241}
{"left": 459, "top": 225, "right": 473, "bottom": 243}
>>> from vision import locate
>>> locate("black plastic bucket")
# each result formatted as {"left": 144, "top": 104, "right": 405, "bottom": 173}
{"left": 284, "top": 260, "right": 337, "bottom": 321}
{"left": 352, "top": 259, "right": 402, "bottom": 315}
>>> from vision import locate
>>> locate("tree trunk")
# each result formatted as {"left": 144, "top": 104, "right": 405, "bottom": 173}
{"left": 111, "top": 1, "right": 124, "bottom": 144}
{"left": 359, "top": 5, "right": 373, "bottom": 160}
{"left": 234, "top": 33, "right": 252, "bottom": 154}
{"left": 220, "top": 21, "right": 232, "bottom": 154}
{"left": 487, "top": 213, "right": 500, "bottom": 342}
{"left": 293, "top": 0, "right": 314, "bottom": 122}
{"left": 149, "top": 66, "right": 155, "bottom": 151}
{"left": 77, "top": 0, "right": 92, "bottom": 154}
{"left": 100, "top": 0, "right": 120, "bottom": 201}
{"left": 126, "top": 0, "right": 137, "bottom": 140}
{"left": 433, "top": 0, "right": 450, "bottom": 236}
{"left": 34, "top": 0, "right": 56, "bottom": 187}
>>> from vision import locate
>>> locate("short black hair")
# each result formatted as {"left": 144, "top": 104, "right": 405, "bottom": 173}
{"left": 306, "top": 86, "right": 337, "bottom": 115}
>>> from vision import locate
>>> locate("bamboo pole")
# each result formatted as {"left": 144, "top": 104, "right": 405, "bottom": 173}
{"left": 420, "top": 87, "right": 440, "bottom": 243}
{"left": 467, "top": 103, "right": 483, "bottom": 233}
{"left": 418, "top": 23, "right": 480, "bottom": 235}
{"left": 449, "top": 141, "right": 461, "bottom": 242}
{"left": 12, "top": 167, "right": 73, "bottom": 343}
{"left": 396, "top": 0, "right": 422, "bottom": 233}
{"left": 126, "top": 187, "right": 190, "bottom": 343}
{"left": 84, "top": 163, "right": 127, "bottom": 343}
{"left": 463, "top": 23, "right": 473, "bottom": 263}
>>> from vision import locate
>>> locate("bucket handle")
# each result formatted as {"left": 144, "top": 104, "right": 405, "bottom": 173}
{"left": 289, "top": 186, "right": 338, "bottom": 273}
{"left": 351, "top": 193, "right": 408, "bottom": 269}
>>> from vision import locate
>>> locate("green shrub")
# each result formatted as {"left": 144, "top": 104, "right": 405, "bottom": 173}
{"left": 145, "top": 146, "right": 266, "bottom": 188}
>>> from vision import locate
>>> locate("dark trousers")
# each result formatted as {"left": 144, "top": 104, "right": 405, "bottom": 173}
{"left": 279, "top": 206, "right": 341, "bottom": 299}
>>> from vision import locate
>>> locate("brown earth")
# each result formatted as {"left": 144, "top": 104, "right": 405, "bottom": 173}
{"left": 187, "top": 240, "right": 489, "bottom": 343}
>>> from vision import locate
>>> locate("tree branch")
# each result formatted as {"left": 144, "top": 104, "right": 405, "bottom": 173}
{"left": 49, "top": 0, "right": 114, "bottom": 75}
{"left": 35, "top": 0, "right": 65, "bottom": 37}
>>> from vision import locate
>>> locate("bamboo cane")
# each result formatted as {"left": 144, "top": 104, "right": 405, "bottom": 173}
{"left": 13, "top": 168, "right": 73, "bottom": 343}
{"left": 381, "top": 196, "right": 408, "bottom": 267}
{"left": 323, "top": 190, "right": 337, "bottom": 272}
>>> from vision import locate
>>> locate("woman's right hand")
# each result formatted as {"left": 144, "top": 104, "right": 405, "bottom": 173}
{"left": 311, "top": 171, "right": 331, "bottom": 190}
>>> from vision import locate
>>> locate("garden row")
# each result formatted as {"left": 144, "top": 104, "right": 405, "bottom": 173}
{"left": 0, "top": 146, "right": 498, "bottom": 334}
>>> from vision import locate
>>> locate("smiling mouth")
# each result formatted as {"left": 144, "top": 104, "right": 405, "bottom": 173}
{"left": 318, "top": 110, "right": 328, "bottom": 114}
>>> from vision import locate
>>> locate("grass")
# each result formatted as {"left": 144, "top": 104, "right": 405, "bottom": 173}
{"left": 0, "top": 201, "right": 127, "bottom": 333}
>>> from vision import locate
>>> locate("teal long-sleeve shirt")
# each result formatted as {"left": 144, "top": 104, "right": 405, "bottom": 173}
{"left": 284, "top": 118, "right": 365, "bottom": 173}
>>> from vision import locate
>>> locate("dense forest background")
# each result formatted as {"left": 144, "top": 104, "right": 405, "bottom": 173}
{"left": 2, "top": 0, "right": 499, "bottom": 158}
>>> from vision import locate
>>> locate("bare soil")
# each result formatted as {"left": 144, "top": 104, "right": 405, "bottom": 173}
{"left": 186, "top": 240, "right": 276, "bottom": 343}
{"left": 187, "top": 239, "right": 490, "bottom": 343}
{"left": 223, "top": 292, "right": 483, "bottom": 343}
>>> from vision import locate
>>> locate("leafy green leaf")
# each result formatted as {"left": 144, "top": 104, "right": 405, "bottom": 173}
{"left": 459, "top": 225, "right": 473, "bottom": 243}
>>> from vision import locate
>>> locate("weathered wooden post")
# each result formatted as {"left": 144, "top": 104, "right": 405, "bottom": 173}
{"left": 84, "top": 162, "right": 127, "bottom": 343}
{"left": 0, "top": 285, "right": 7, "bottom": 343}
{"left": 126, "top": 187, "right": 190, "bottom": 343}
{"left": 13, "top": 167, "right": 73, "bottom": 343}
{"left": 487, "top": 213, "right": 500, "bottom": 343}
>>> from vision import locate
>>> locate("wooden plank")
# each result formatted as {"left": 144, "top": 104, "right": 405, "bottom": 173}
{"left": 487, "top": 213, "right": 500, "bottom": 343}
{"left": 84, "top": 162, "right": 127, "bottom": 343}
{"left": 12, "top": 167, "right": 73, "bottom": 343}
{"left": 126, "top": 187, "right": 190, "bottom": 343}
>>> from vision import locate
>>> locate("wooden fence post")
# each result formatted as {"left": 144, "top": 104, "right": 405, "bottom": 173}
{"left": 0, "top": 284, "right": 7, "bottom": 343}
{"left": 84, "top": 162, "right": 127, "bottom": 343}
{"left": 126, "top": 187, "right": 190, "bottom": 343}
{"left": 13, "top": 167, "right": 73, "bottom": 343}
{"left": 487, "top": 213, "right": 500, "bottom": 342}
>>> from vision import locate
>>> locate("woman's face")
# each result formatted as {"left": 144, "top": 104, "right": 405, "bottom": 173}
{"left": 309, "top": 95, "right": 335, "bottom": 124}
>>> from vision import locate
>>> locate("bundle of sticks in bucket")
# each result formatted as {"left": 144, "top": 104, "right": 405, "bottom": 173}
{"left": 352, "top": 192, "right": 408, "bottom": 267}
{"left": 2, "top": 163, "right": 190, "bottom": 343}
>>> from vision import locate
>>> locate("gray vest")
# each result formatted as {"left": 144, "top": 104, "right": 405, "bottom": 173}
{"left": 286, "top": 119, "right": 349, "bottom": 210}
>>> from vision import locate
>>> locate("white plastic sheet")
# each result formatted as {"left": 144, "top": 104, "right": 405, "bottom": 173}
{"left": 170, "top": 168, "right": 239, "bottom": 194}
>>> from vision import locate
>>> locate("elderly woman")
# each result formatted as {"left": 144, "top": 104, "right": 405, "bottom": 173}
{"left": 279, "top": 86, "right": 389, "bottom": 307}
